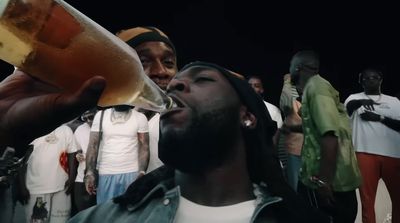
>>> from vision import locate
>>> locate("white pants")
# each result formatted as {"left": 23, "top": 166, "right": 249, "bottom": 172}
{"left": 25, "top": 189, "right": 71, "bottom": 223}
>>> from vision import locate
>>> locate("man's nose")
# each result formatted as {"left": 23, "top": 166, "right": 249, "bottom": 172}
{"left": 166, "top": 78, "right": 189, "bottom": 93}
{"left": 149, "top": 61, "right": 168, "bottom": 77}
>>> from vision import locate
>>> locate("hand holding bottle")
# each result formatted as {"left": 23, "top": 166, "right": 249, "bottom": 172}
{"left": 0, "top": 69, "right": 105, "bottom": 148}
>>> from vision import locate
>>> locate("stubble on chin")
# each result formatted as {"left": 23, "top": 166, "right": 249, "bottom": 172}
{"left": 159, "top": 107, "right": 239, "bottom": 173}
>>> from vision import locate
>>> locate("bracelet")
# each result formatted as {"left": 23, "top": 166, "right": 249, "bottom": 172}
{"left": 139, "top": 170, "right": 146, "bottom": 175}
{"left": 310, "top": 176, "right": 328, "bottom": 187}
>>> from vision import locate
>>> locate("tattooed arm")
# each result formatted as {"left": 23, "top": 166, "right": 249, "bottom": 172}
{"left": 137, "top": 132, "right": 149, "bottom": 178}
{"left": 84, "top": 131, "right": 100, "bottom": 195}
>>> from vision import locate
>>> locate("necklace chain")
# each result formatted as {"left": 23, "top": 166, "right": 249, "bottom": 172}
{"left": 110, "top": 108, "right": 132, "bottom": 124}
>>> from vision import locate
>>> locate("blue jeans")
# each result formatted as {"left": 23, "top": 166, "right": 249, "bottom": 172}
{"left": 97, "top": 172, "right": 138, "bottom": 204}
{"left": 286, "top": 154, "right": 301, "bottom": 192}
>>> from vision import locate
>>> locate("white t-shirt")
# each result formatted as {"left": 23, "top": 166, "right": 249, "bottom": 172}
{"left": 146, "top": 113, "right": 164, "bottom": 172}
{"left": 264, "top": 101, "right": 283, "bottom": 128}
{"left": 91, "top": 108, "right": 149, "bottom": 174}
{"left": 174, "top": 196, "right": 256, "bottom": 223}
{"left": 74, "top": 123, "right": 91, "bottom": 182}
{"left": 344, "top": 92, "right": 400, "bottom": 158}
{"left": 27, "top": 125, "right": 78, "bottom": 194}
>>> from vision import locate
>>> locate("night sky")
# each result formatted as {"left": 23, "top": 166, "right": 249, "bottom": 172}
{"left": 1, "top": 1, "right": 398, "bottom": 105}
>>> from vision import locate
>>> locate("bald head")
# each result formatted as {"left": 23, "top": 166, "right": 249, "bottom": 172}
{"left": 290, "top": 50, "right": 320, "bottom": 75}
{"left": 289, "top": 50, "right": 320, "bottom": 94}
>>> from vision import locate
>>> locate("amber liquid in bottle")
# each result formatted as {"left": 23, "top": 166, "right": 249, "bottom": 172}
{"left": 0, "top": 0, "right": 173, "bottom": 111}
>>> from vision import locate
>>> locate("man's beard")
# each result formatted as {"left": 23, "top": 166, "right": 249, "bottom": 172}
{"left": 159, "top": 105, "right": 239, "bottom": 174}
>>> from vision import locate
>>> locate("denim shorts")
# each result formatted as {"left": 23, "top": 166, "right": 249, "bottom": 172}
{"left": 96, "top": 171, "right": 138, "bottom": 204}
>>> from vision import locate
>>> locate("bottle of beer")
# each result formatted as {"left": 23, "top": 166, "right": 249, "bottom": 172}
{"left": 0, "top": 0, "right": 173, "bottom": 111}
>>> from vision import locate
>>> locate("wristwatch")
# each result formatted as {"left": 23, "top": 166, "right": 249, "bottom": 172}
{"left": 310, "top": 176, "right": 328, "bottom": 187}
{"left": 380, "top": 115, "right": 385, "bottom": 122}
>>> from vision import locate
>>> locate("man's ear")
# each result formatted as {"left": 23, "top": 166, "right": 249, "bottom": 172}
{"left": 240, "top": 106, "right": 257, "bottom": 129}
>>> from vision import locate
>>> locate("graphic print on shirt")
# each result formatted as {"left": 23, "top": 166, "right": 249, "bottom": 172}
{"left": 59, "top": 150, "right": 69, "bottom": 174}
{"left": 31, "top": 197, "right": 49, "bottom": 222}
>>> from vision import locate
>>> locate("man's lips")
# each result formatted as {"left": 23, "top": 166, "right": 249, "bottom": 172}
{"left": 160, "top": 95, "right": 188, "bottom": 119}
{"left": 168, "top": 94, "right": 187, "bottom": 108}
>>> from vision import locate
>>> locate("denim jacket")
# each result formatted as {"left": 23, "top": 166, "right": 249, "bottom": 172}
{"left": 69, "top": 167, "right": 329, "bottom": 223}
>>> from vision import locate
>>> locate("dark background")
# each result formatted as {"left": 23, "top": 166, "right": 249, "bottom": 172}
{"left": 1, "top": 1, "right": 398, "bottom": 105}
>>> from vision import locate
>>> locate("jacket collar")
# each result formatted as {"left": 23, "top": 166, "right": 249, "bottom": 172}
{"left": 113, "top": 166, "right": 174, "bottom": 207}
{"left": 114, "top": 166, "right": 282, "bottom": 213}
{"left": 126, "top": 178, "right": 175, "bottom": 211}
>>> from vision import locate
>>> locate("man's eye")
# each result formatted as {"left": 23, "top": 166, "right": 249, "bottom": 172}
{"left": 163, "top": 60, "right": 176, "bottom": 68}
{"left": 140, "top": 58, "right": 149, "bottom": 64}
{"left": 194, "top": 77, "right": 214, "bottom": 83}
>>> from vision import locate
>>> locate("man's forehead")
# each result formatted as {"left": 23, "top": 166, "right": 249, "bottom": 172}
{"left": 249, "top": 77, "right": 262, "bottom": 83}
{"left": 290, "top": 56, "right": 301, "bottom": 65}
{"left": 364, "top": 71, "right": 380, "bottom": 77}
{"left": 135, "top": 42, "right": 175, "bottom": 55}
{"left": 176, "top": 66, "right": 221, "bottom": 78}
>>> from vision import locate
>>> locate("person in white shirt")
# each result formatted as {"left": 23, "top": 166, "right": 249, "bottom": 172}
{"left": 248, "top": 75, "right": 285, "bottom": 170}
{"left": 345, "top": 68, "right": 400, "bottom": 223}
{"left": 145, "top": 113, "right": 163, "bottom": 172}
{"left": 84, "top": 105, "right": 149, "bottom": 204}
{"left": 73, "top": 109, "right": 97, "bottom": 212}
{"left": 248, "top": 75, "right": 283, "bottom": 128}
{"left": 19, "top": 125, "right": 78, "bottom": 223}
{"left": 0, "top": 68, "right": 104, "bottom": 223}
